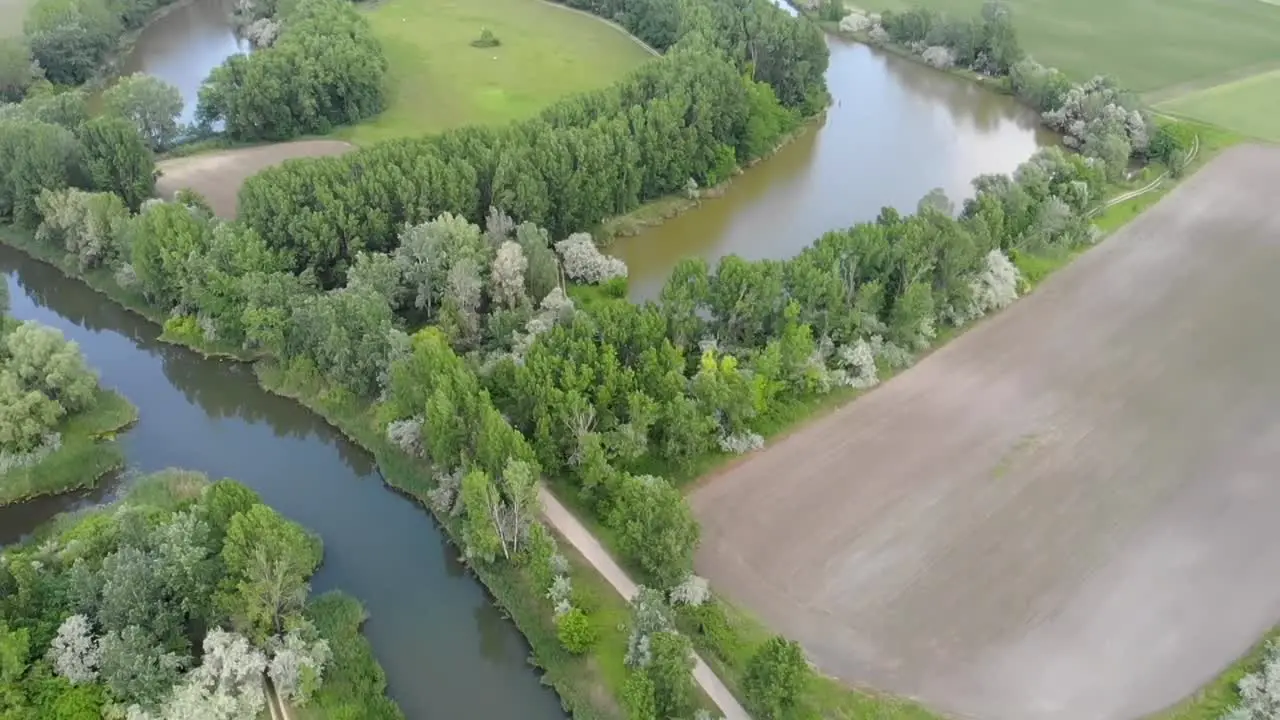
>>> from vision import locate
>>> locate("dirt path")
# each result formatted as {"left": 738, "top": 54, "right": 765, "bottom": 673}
{"left": 539, "top": 487, "right": 751, "bottom": 720}
{"left": 156, "top": 140, "right": 355, "bottom": 218}
{"left": 691, "top": 144, "right": 1280, "bottom": 720}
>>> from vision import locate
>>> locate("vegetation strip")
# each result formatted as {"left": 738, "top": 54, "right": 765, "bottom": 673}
{"left": 540, "top": 485, "right": 749, "bottom": 719}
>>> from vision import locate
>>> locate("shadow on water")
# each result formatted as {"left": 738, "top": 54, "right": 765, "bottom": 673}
{"left": 0, "top": 245, "right": 566, "bottom": 720}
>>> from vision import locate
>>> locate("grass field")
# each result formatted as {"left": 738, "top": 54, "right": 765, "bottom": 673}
{"left": 850, "top": 0, "right": 1280, "bottom": 96}
{"left": 1157, "top": 69, "right": 1280, "bottom": 143}
{"left": 339, "top": 0, "right": 655, "bottom": 145}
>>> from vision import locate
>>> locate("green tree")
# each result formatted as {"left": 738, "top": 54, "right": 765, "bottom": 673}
{"left": 645, "top": 631, "right": 695, "bottom": 719}
{"left": 605, "top": 474, "right": 699, "bottom": 587}
{"left": 744, "top": 636, "right": 811, "bottom": 719}
{"left": 23, "top": 0, "right": 119, "bottom": 85}
{"left": 78, "top": 116, "right": 155, "bottom": 210}
{"left": 0, "top": 38, "right": 39, "bottom": 103}
{"left": 97, "top": 625, "right": 185, "bottom": 708}
{"left": 621, "top": 670, "right": 657, "bottom": 720}
{"left": 102, "top": 74, "right": 183, "bottom": 151}
{"left": 221, "top": 503, "right": 321, "bottom": 637}
{"left": 554, "top": 607, "right": 597, "bottom": 655}
{"left": 126, "top": 200, "right": 214, "bottom": 309}
{"left": 0, "top": 119, "right": 83, "bottom": 227}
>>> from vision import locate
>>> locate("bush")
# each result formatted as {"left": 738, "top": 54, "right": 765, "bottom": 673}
{"left": 471, "top": 28, "right": 500, "bottom": 48}
{"left": 744, "top": 636, "right": 810, "bottom": 719}
{"left": 554, "top": 607, "right": 597, "bottom": 655}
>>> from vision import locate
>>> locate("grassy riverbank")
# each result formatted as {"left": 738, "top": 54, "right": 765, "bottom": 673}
{"left": 257, "top": 358, "right": 636, "bottom": 719}
{"left": 0, "top": 388, "right": 137, "bottom": 506}
{"left": 1, "top": 223, "right": 639, "bottom": 715}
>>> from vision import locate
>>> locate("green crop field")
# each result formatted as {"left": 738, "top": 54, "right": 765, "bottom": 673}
{"left": 339, "top": 0, "right": 656, "bottom": 145}
{"left": 850, "top": 0, "right": 1280, "bottom": 96}
{"left": 1158, "top": 68, "right": 1280, "bottom": 143}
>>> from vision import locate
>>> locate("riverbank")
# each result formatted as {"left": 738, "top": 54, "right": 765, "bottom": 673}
{"left": 0, "top": 387, "right": 137, "bottom": 507}
{"left": 0, "top": 223, "right": 634, "bottom": 715}
{"left": 599, "top": 111, "right": 824, "bottom": 243}
{"left": 256, "top": 359, "right": 641, "bottom": 719}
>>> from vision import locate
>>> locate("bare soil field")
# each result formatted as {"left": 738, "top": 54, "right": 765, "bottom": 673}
{"left": 691, "top": 144, "right": 1280, "bottom": 720}
{"left": 156, "top": 140, "right": 354, "bottom": 218}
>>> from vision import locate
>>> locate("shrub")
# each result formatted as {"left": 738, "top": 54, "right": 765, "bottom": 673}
{"left": 744, "top": 636, "right": 810, "bottom": 719}
{"left": 1224, "top": 640, "right": 1280, "bottom": 719}
{"left": 555, "top": 607, "right": 597, "bottom": 655}
{"left": 921, "top": 45, "right": 954, "bottom": 69}
{"left": 471, "top": 28, "right": 500, "bottom": 48}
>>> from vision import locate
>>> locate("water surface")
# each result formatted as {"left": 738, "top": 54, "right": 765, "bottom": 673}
{"left": 0, "top": 247, "right": 566, "bottom": 720}
{"left": 611, "top": 36, "right": 1057, "bottom": 298}
{"left": 116, "top": 0, "right": 246, "bottom": 123}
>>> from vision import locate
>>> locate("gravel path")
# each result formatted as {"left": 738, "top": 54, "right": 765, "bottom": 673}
{"left": 691, "top": 144, "right": 1280, "bottom": 720}
{"left": 539, "top": 487, "right": 751, "bottom": 720}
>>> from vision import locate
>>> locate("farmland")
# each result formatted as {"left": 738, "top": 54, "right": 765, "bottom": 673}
{"left": 1158, "top": 68, "right": 1280, "bottom": 143}
{"left": 691, "top": 144, "right": 1280, "bottom": 720}
{"left": 339, "top": 0, "right": 656, "bottom": 145}
{"left": 850, "top": 0, "right": 1280, "bottom": 96}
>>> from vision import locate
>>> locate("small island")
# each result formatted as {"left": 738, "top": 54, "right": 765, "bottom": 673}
{"left": 0, "top": 281, "right": 138, "bottom": 507}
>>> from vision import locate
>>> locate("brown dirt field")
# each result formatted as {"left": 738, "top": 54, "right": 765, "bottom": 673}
{"left": 691, "top": 144, "right": 1280, "bottom": 720}
{"left": 155, "top": 140, "right": 354, "bottom": 218}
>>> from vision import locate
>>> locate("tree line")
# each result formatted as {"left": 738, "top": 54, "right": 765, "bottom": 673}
{"left": 0, "top": 472, "right": 345, "bottom": 719}
{"left": 0, "top": 72, "right": 191, "bottom": 228}
{"left": 863, "top": 1, "right": 1199, "bottom": 178}
{"left": 2, "top": 0, "right": 182, "bottom": 92}
{"left": 196, "top": 0, "right": 388, "bottom": 141}
{"left": 236, "top": 44, "right": 808, "bottom": 288}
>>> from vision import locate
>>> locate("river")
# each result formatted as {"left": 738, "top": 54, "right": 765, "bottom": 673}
{"left": 114, "top": 0, "right": 246, "bottom": 124}
{"left": 611, "top": 34, "right": 1057, "bottom": 298}
{"left": 0, "top": 247, "right": 567, "bottom": 720}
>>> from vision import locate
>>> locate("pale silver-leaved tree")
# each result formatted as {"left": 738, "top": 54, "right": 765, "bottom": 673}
{"left": 1223, "top": 641, "right": 1280, "bottom": 720}
{"left": 268, "top": 625, "right": 331, "bottom": 705}
{"left": 968, "top": 249, "right": 1020, "bottom": 319}
{"left": 49, "top": 613, "right": 100, "bottom": 684}
{"left": 490, "top": 240, "right": 528, "bottom": 310}
{"left": 554, "top": 233, "right": 627, "bottom": 285}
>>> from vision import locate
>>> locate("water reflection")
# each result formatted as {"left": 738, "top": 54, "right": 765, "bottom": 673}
{"left": 0, "top": 246, "right": 566, "bottom": 720}
{"left": 611, "top": 37, "right": 1057, "bottom": 299}
{"left": 115, "top": 0, "right": 247, "bottom": 124}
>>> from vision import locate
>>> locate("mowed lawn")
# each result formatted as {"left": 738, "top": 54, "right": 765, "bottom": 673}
{"left": 851, "top": 0, "right": 1280, "bottom": 96}
{"left": 1158, "top": 69, "right": 1280, "bottom": 143}
{"left": 338, "top": 0, "right": 655, "bottom": 145}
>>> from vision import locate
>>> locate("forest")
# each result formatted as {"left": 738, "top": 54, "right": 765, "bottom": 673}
{"left": 0, "top": 469, "right": 399, "bottom": 720}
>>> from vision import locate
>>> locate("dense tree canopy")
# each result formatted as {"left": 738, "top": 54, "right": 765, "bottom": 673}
{"left": 197, "top": 0, "right": 388, "bottom": 141}
{"left": 0, "top": 474, "right": 335, "bottom": 719}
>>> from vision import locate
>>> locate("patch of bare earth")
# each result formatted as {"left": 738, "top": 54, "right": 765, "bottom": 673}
{"left": 156, "top": 140, "right": 354, "bottom": 218}
{"left": 691, "top": 144, "right": 1280, "bottom": 720}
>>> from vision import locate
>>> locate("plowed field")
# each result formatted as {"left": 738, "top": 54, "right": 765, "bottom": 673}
{"left": 691, "top": 144, "right": 1280, "bottom": 720}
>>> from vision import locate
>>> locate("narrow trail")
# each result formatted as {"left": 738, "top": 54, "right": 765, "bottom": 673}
{"left": 1090, "top": 134, "right": 1201, "bottom": 217}
{"left": 538, "top": 486, "right": 752, "bottom": 720}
